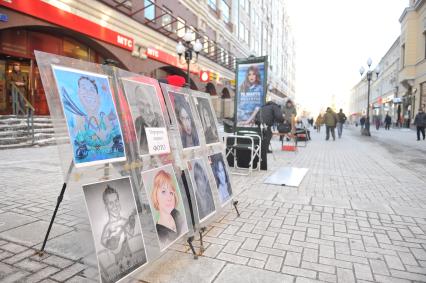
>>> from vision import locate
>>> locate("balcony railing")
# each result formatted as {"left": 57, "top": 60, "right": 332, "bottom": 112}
{"left": 97, "top": 0, "right": 236, "bottom": 71}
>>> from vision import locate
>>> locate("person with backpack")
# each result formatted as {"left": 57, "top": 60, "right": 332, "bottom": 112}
{"left": 323, "top": 107, "right": 338, "bottom": 141}
{"left": 414, "top": 108, "right": 426, "bottom": 141}
{"left": 336, "top": 109, "right": 347, "bottom": 138}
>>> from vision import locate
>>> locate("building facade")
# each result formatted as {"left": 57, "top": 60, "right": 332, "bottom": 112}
{"left": 399, "top": 0, "right": 426, "bottom": 126}
{"left": 350, "top": 0, "right": 426, "bottom": 127}
{"left": 0, "top": 0, "right": 296, "bottom": 116}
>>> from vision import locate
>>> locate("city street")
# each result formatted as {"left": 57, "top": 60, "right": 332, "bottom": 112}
{"left": 0, "top": 125, "right": 425, "bottom": 282}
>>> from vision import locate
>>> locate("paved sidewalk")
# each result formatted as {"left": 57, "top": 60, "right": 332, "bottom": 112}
{"left": 0, "top": 127, "right": 425, "bottom": 282}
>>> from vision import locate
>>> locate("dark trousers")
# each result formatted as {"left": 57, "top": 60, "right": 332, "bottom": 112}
{"left": 385, "top": 123, "right": 391, "bottom": 130}
{"left": 417, "top": 126, "right": 425, "bottom": 140}
{"left": 326, "top": 126, "right": 335, "bottom": 140}
{"left": 263, "top": 126, "right": 273, "bottom": 149}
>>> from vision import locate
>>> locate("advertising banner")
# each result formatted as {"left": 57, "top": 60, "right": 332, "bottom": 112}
{"left": 235, "top": 56, "right": 268, "bottom": 127}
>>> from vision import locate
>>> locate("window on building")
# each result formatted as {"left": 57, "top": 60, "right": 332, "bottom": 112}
{"left": 241, "top": 0, "right": 245, "bottom": 9}
{"left": 210, "top": 44, "right": 216, "bottom": 58}
{"left": 203, "top": 36, "right": 209, "bottom": 53}
{"left": 176, "top": 18, "right": 186, "bottom": 38}
{"left": 245, "top": 28, "right": 249, "bottom": 44}
{"left": 208, "top": 0, "right": 217, "bottom": 10}
{"left": 144, "top": 0, "right": 155, "bottom": 21}
{"left": 424, "top": 32, "right": 426, "bottom": 59}
{"left": 401, "top": 44, "right": 405, "bottom": 68}
{"left": 162, "top": 6, "right": 173, "bottom": 31}
{"left": 239, "top": 22, "right": 244, "bottom": 40}
{"left": 221, "top": 0, "right": 230, "bottom": 23}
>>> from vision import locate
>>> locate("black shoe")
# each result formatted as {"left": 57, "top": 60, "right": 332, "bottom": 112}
{"left": 267, "top": 150, "right": 273, "bottom": 153}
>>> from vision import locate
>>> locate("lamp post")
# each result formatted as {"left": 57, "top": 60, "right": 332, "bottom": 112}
{"left": 359, "top": 58, "right": 380, "bottom": 136}
{"left": 176, "top": 31, "right": 203, "bottom": 88}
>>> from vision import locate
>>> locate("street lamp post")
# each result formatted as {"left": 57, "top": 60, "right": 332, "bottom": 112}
{"left": 359, "top": 58, "right": 380, "bottom": 136}
{"left": 176, "top": 31, "right": 203, "bottom": 88}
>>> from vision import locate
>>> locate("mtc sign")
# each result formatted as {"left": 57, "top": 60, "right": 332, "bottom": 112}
{"left": 117, "top": 35, "right": 133, "bottom": 49}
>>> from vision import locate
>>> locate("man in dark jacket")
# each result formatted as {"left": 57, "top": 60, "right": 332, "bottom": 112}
{"left": 256, "top": 101, "right": 284, "bottom": 152}
{"left": 323, "top": 107, "right": 338, "bottom": 141}
{"left": 414, "top": 108, "right": 426, "bottom": 141}
{"left": 384, "top": 113, "right": 392, "bottom": 130}
{"left": 336, "top": 109, "right": 347, "bottom": 138}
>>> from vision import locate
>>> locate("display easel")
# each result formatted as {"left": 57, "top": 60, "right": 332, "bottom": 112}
{"left": 37, "top": 161, "right": 74, "bottom": 256}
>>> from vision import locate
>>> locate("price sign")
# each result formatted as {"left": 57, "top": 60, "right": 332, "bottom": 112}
{"left": 145, "top": 127, "right": 170, "bottom": 155}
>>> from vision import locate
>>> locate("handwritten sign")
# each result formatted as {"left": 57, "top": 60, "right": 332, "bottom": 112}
{"left": 145, "top": 127, "right": 170, "bottom": 155}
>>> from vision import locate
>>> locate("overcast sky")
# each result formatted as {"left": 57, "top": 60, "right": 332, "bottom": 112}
{"left": 286, "top": 0, "right": 409, "bottom": 115}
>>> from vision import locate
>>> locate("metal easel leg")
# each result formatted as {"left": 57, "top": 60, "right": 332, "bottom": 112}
{"left": 187, "top": 236, "right": 198, "bottom": 259}
{"left": 198, "top": 227, "right": 206, "bottom": 255}
{"left": 37, "top": 161, "right": 74, "bottom": 256}
{"left": 233, "top": 200, "right": 240, "bottom": 217}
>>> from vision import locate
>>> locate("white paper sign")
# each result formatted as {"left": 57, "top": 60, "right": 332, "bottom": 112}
{"left": 145, "top": 127, "right": 171, "bottom": 155}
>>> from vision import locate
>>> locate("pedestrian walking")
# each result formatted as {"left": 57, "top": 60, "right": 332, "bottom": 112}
{"left": 323, "top": 107, "right": 337, "bottom": 141}
{"left": 315, "top": 113, "right": 323, "bottom": 133}
{"left": 375, "top": 118, "right": 380, "bottom": 130}
{"left": 384, "top": 113, "right": 391, "bottom": 130}
{"left": 336, "top": 109, "right": 347, "bottom": 138}
{"left": 360, "top": 116, "right": 366, "bottom": 129}
{"left": 413, "top": 108, "right": 426, "bottom": 141}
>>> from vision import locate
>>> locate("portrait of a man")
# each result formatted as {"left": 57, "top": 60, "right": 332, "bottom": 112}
{"left": 52, "top": 65, "right": 126, "bottom": 167}
{"left": 121, "top": 79, "right": 166, "bottom": 156}
{"left": 83, "top": 177, "right": 147, "bottom": 283}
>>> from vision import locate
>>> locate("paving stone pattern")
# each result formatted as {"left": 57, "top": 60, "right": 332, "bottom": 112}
{"left": 0, "top": 126, "right": 425, "bottom": 282}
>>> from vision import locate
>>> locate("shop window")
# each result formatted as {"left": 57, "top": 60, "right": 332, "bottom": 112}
{"left": 0, "top": 29, "right": 28, "bottom": 57}
{"left": 63, "top": 38, "right": 89, "bottom": 61}
{"left": 145, "top": 0, "right": 155, "bottom": 21}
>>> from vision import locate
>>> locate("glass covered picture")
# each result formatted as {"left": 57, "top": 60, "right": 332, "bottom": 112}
{"left": 209, "top": 152, "right": 233, "bottom": 205}
{"left": 194, "top": 96, "right": 220, "bottom": 144}
{"left": 52, "top": 65, "right": 126, "bottom": 167}
{"left": 141, "top": 164, "right": 189, "bottom": 251}
{"left": 187, "top": 158, "right": 216, "bottom": 222}
{"left": 121, "top": 78, "right": 167, "bottom": 156}
{"left": 169, "top": 91, "right": 200, "bottom": 149}
{"left": 83, "top": 177, "right": 147, "bottom": 283}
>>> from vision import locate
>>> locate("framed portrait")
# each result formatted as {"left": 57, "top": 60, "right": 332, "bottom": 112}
{"left": 193, "top": 96, "right": 220, "bottom": 145}
{"left": 208, "top": 152, "right": 233, "bottom": 206}
{"left": 141, "top": 164, "right": 189, "bottom": 251}
{"left": 121, "top": 77, "right": 168, "bottom": 156}
{"left": 168, "top": 91, "right": 200, "bottom": 149}
{"left": 187, "top": 158, "right": 216, "bottom": 222}
{"left": 82, "top": 177, "right": 147, "bottom": 283}
{"left": 52, "top": 65, "right": 126, "bottom": 167}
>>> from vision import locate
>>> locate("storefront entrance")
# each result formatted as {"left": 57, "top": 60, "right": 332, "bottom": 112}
{"left": 0, "top": 28, "right": 119, "bottom": 115}
{"left": 0, "top": 55, "right": 49, "bottom": 115}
